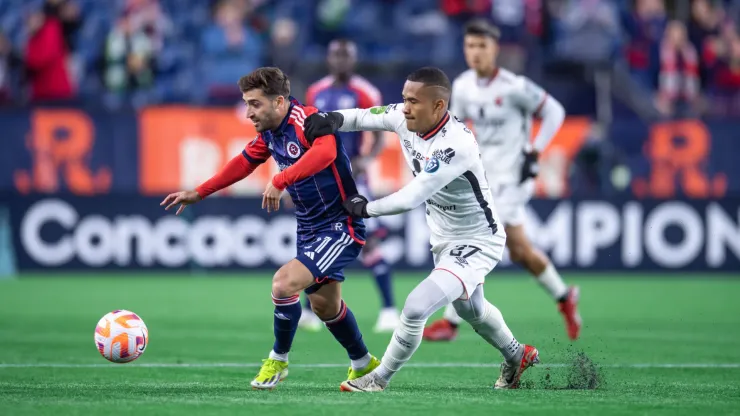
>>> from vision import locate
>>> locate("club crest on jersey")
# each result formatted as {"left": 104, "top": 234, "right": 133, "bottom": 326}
{"left": 287, "top": 141, "right": 302, "bottom": 158}
{"left": 424, "top": 157, "right": 440, "bottom": 173}
{"left": 431, "top": 148, "right": 456, "bottom": 164}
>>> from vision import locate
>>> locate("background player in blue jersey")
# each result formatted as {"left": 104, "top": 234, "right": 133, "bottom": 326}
{"left": 303, "top": 39, "right": 399, "bottom": 333}
{"left": 160, "top": 67, "right": 379, "bottom": 390}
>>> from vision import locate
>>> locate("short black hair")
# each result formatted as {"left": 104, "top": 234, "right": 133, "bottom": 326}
{"left": 238, "top": 67, "right": 290, "bottom": 97}
{"left": 406, "top": 67, "right": 452, "bottom": 93}
{"left": 464, "top": 19, "right": 501, "bottom": 40}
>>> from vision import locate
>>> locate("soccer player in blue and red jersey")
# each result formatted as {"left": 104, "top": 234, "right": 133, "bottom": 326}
{"left": 303, "top": 39, "right": 399, "bottom": 333}
{"left": 161, "top": 67, "right": 380, "bottom": 390}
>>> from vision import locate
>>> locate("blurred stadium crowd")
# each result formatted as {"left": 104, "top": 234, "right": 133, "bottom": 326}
{"left": 2, "top": 0, "right": 740, "bottom": 118}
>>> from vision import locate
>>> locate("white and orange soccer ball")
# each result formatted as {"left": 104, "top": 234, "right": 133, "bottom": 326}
{"left": 94, "top": 310, "right": 149, "bottom": 363}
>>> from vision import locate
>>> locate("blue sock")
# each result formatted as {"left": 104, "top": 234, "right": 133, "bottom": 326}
{"left": 323, "top": 301, "right": 369, "bottom": 360}
{"left": 271, "top": 293, "right": 302, "bottom": 355}
{"left": 372, "top": 259, "right": 394, "bottom": 308}
{"left": 303, "top": 296, "right": 312, "bottom": 311}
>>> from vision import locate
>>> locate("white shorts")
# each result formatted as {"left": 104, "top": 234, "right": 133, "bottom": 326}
{"left": 492, "top": 179, "right": 535, "bottom": 227}
{"left": 431, "top": 233, "right": 506, "bottom": 300}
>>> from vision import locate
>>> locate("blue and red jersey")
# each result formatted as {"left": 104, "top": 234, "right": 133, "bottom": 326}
{"left": 196, "top": 99, "right": 365, "bottom": 246}
{"left": 305, "top": 75, "right": 382, "bottom": 160}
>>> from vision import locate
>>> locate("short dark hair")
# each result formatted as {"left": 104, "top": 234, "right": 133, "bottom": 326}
{"left": 464, "top": 19, "right": 501, "bottom": 40}
{"left": 238, "top": 67, "right": 290, "bottom": 97}
{"left": 406, "top": 67, "right": 452, "bottom": 92}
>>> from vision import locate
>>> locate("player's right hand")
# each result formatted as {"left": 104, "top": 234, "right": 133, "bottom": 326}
{"left": 304, "top": 111, "right": 343, "bottom": 141}
{"left": 519, "top": 150, "right": 539, "bottom": 184}
{"left": 160, "top": 190, "right": 202, "bottom": 216}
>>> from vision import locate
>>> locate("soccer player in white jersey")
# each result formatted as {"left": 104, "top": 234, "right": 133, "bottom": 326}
{"left": 424, "top": 20, "right": 582, "bottom": 343}
{"left": 303, "top": 67, "right": 539, "bottom": 392}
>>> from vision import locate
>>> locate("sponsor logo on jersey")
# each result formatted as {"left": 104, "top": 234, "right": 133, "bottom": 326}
{"left": 370, "top": 106, "right": 387, "bottom": 114}
{"left": 424, "top": 157, "right": 440, "bottom": 173}
{"left": 304, "top": 251, "right": 315, "bottom": 260}
{"left": 403, "top": 140, "right": 412, "bottom": 149}
{"left": 426, "top": 199, "right": 456, "bottom": 212}
{"left": 431, "top": 148, "right": 456, "bottom": 164}
{"left": 386, "top": 104, "right": 397, "bottom": 113}
{"left": 287, "top": 141, "right": 302, "bottom": 158}
{"left": 454, "top": 256, "right": 468, "bottom": 268}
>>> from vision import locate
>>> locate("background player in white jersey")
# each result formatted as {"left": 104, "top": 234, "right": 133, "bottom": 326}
{"left": 303, "top": 67, "right": 539, "bottom": 392}
{"left": 424, "top": 20, "right": 582, "bottom": 343}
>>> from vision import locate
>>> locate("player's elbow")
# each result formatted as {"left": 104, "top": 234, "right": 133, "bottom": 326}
{"left": 542, "top": 97, "right": 566, "bottom": 123}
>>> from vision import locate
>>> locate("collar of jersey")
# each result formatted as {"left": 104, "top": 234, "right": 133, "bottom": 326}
{"left": 417, "top": 112, "right": 450, "bottom": 140}
{"left": 477, "top": 67, "right": 499, "bottom": 86}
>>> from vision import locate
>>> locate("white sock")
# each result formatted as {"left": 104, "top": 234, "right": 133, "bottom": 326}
{"left": 537, "top": 263, "right": 568, "bottom": 301}
{"left": 465, "top": 301, "right": 522, "bottom": 363}
{"left": 443, "top": 304, "right": 463, "bottom": 325}
{"left": 351, "top": 353, "right": 372, "bottom": 370}
{"left": 269, "top": 350, "right": 288, "bottom": 362}
{"left": 374, "top": 313, "right": 425, "bottom": 385}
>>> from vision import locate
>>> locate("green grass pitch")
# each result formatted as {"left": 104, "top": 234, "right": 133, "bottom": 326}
{"left": 1, "top": 273, "right": 740, "bottom": 415}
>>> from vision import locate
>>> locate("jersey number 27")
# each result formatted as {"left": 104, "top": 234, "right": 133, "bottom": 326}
{"left": 449, "top": 244, "right": 481, "bottom": 258}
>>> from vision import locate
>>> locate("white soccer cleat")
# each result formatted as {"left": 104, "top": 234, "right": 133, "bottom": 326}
{"left": 298, "top": 309, "right": 322, "bottom": 332}
{"left": 340, "top": 372, "right": 386, "bottom": 392}
{"left": 494, "top": 344, "right": 539, "bottom": 389}
{"left": 374, "top": 307, "right": 400, "bottom": 333}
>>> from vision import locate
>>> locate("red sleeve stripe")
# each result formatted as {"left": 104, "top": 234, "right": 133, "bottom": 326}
{"left": 290, "top": 106, "right": 307, "bottom": 128}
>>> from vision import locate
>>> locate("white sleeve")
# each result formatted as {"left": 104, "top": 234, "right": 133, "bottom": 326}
{"left": 366, "top": 142, "right": 475, "bottom": 217}
{"left": 337, "top": 104, "right": 405, "bottom": 133}
{"left": 450, "top": 79, "right": 467, "bottom": 120}
{"left": 511, "top": 76, "right": 548, "bottom": 114}
{"left": 531, "top": 95, "right": 566, "bottom": 152}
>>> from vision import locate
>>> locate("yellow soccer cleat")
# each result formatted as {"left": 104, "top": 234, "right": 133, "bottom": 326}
{"left": 346, "top": 355, "right": 381, "bottom": 381}
{"left": 251, "top": 358, "right": 289, "bottom": 390}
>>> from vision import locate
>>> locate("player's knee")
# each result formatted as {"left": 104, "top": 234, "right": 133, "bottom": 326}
{"left": 452, "top": 300, "right": 475, "bottom": 322}
{"left": 309, "top": 295, "right": 341, "bottom": 320}
{"left": 271, "top": 268, "right": 298, "bottom": 299}
{"left": 401, "top": 291, "right": 431, "bottom": 321}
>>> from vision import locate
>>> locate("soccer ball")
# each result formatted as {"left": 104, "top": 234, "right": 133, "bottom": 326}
{"left": 94, "top": 310, "right": 149, "bottom": 363}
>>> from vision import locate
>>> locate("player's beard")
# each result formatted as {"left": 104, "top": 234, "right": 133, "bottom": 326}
{"left": 254, "top": 112, "right": 277, "bottom": 132}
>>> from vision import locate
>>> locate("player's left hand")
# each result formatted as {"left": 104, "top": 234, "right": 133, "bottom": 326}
{"left": 304, "top": 111, "right": 343, "bottom": 141}
{"left": 342, "top": 194, "right": 371, "bottom": 218}
{"left": 262, "top": 181, "right": 283, "bottom": 213}
{"left": 520, "top": 150, "right": 540, "bottom": 184}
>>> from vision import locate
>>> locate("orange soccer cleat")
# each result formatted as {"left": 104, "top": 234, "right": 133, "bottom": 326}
{"left": 422, "top": 318, "right": 458, "bottom": 342}
{"left": 558, "top": 286, "right": 582, "bottom": 341}
{"left": 494, "top": 344, "right": 539, "bottom": 389}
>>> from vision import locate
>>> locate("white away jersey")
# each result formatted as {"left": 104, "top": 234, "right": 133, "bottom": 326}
{"left": 337, "top": 104, "right": 502, "bottom": 245}
{"left": 451, "top": 68, "right": 547, "bottom": 184}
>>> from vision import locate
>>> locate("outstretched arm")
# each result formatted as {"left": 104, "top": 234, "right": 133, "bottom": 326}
{"left": 161, "top": 135, "right": 270, "bottom": 215}
{"left": 303, "top": 104, "right": 405, "bottom": 141}
{"left": 344, "top": 145, "right": 474, "bottom": 218}
{"left": 337, "top": 104, "right": 404, "bottom": 132}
